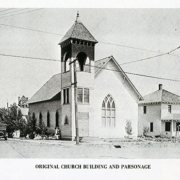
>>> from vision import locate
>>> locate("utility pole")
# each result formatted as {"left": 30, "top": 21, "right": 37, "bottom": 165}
{"left": 70, "top": 58, "right": 79, "bottom": 145}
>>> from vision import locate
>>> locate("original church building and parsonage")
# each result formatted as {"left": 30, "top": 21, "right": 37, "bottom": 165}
{"left": 28, "top": 14, "right": 180, "bottom": 140}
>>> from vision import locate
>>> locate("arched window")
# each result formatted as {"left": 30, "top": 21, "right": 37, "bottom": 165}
{"left": 55, "top": 111, "right": 59, "bottom": 127}
{"left": 64, "top": 53, "right": 70, "bottom": 72}
{"left": 32, "top": 113, "right": 36, "bottom": 131}
{"left": 76, "top": 52, "right": 90, "bottom": 72}
{"left": 101, "top": 94, "right": 116, "bottom": 127}
{"left": 64, "top": 116, "right": 68, "bottom": 125}
{"left": 47, "top": 112, "right": 50, "bottom": 127}
{"left": 39, "top": 112, "right": 42, "bottom": 125}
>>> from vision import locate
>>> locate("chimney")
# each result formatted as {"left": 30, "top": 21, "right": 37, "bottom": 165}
{"left": 159, "top": 84, "right": 163, "bottom": 90}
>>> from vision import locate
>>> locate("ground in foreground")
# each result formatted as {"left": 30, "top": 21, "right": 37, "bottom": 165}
{"left": 1, "top": 138, "right": 180, "bottom": 158}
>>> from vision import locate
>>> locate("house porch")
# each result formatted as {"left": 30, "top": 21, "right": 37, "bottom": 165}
{"left": 161, "top": 114, "right": 180, "bottom": 137}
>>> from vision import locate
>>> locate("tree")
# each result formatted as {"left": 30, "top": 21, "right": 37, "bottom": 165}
{"left": 0, "top": 104, "right": 24, "bottom": 137}
{"left": 18, "top": 118, "right": 28, "bottom": 137}
{"left": 38, "top": 121, "right": 47, "bottom": 136}
{"left": 125, "top": 120, "right": 133, "bottom": 137}
{"left": 25, "top": 115, "right": 38, "bottom": 138}
{"left": 143, "top": 126, "right": 149, "bottom": 136}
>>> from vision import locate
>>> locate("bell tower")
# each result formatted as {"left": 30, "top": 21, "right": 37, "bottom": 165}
{"left": 59, "top": 13, "right": 98, "bottom": 139}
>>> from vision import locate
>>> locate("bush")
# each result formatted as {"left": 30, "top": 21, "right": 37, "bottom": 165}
{"left": 143, "top": 126, "right": 149, "bottom": 136}
{"left": 125, "top": 120, "right": 133, "bottom": 137}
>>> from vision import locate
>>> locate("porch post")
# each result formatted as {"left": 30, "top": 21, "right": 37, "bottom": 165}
{"left": 171, "top": 120, "right": 173, "bottom": 136}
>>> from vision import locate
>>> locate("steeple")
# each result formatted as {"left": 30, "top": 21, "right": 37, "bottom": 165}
{"left": 59, "top": 13, "right": 98, "bottom": 45}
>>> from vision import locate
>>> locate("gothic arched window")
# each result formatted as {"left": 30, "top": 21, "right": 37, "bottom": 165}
{"left": 47, "top": 112, "right": 50, "bottom": 127}
{"left": 55, "top": 111, "right": 59, "bottom": 127}
{"left": 39, "top": 112, "right": 42, "bottom": 125}
{"left": 32, "top": 112, "right": 36, "bottom": 130}
{"left": 101, "top": 94, "right": 116, "bottom": 127}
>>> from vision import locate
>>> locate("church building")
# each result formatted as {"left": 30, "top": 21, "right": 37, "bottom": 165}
{"left": 28, "top": 14, "right": 143, "bottom": 140}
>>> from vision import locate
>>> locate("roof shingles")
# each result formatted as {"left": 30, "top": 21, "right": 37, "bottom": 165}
{"left": 28, "top": 73, "right": 61, "bottom": 104}
{"left": 59, "top": 20, "right": 98, "bottom": 44}
{"left": 139, "top": 89, "right": 180, "bottom": 104}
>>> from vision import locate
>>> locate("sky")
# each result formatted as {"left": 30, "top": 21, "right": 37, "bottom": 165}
{"left": 0, "top": 8, "right": 180, "bottom": 107}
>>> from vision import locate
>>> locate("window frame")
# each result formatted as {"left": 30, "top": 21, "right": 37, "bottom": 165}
{"left": 63, "top": 88, "right": 70, "bottom": 104}
{"left": 77, "top": 88, "right": 90, "bottom": 104}
{"left": 143, "top": 106, "right": 146, "bottom": 114}
{"left": 64, "top": 116, "right": 69, "bottom": 125}
{"left": 32, "top": 113, "right": 36, "bottom": 129}
{"left": 101, "top": 94, "right": 116, "bottom": 128}
{"left": 77, "top": 88, "right": 83, "bottom": 103}
{"left": 39, "top": 112, "right": 42, "bottom": 125}
{"left": 47, "top": 111, "right": 50, "bottom": 127}
{"left": 168, "top": 105, "right": 171, "bottom": 113}
{"left": 55, "top": 111, "right": 59, "bottom": 127}
{"left": 165, "top": 122, "right": 171, "bottom": 132}
{"left": 150, "top": 122, "right": 153, "bottom": 132}
{"left": 84, "top": 88, "right": 89, "bottom": 103}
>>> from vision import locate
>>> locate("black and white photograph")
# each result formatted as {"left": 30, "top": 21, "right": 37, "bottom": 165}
{"left": 0, "top": 2, "right": 180, "bottom": 179}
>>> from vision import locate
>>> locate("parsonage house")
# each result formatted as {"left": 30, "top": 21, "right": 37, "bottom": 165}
{"left": 28, "top": 14, "right": 143, "bottom": 140}
{"left": 138, "top": 84, "right": 180, "bottom": 137}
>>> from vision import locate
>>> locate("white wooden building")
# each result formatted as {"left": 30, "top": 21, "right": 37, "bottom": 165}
{"left": 28, "top": 14, "right": 143, "bottom": 140}
{"left": 138, "top": 84, "right": 180, "bottom": 137}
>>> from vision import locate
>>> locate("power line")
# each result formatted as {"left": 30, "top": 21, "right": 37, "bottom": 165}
{"left": 88, "top": 64, "right": 180, "bottom": 82}
{"left": 120, "top": 46, "right": 180, "bottom": 65}
{"left": 99, "top": 41, "right": 180, "bottom": 59}
{"left": 0, "top": 45, "right": 179, "bottom": 66}
{"left": 0, "top": 53, "right": 60, "bottom": 62}
{"left": 0, "top": 52, "right": 179, "bottom": 82}
{"left": 0, "top": 22, "right": 180, "bottom": 59}
{"left": 0, "top": 8, "right": 43, "bottom": 19}
{"left": 99, "top": 41, "right": 161, "bottom": 53}
{"left": 0, "top": 9, "right": 28, "bottom": 17}
{"left": 0, "top": 23, "right": 64, "bottom": 36}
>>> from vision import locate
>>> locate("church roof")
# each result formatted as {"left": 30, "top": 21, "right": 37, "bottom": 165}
{"left": 94, "top": 57, "right": 110, "bottom": 73}
{"left": 59, "top": 19, "right": 98, "bottom": 44}
{"left": 139, "top": 89, "right": 180, "bottom": 104}
{"left": 28, "top": 73, "right": 61, "bottom": 104}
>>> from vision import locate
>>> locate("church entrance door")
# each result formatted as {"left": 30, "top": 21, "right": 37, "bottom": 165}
{"left": 78, "top": 112, "right": 89, "bottom": 137}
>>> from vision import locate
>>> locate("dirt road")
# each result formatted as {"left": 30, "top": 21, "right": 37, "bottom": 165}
{"left": 1, "top": 139, "right": 180, "bottom": 158}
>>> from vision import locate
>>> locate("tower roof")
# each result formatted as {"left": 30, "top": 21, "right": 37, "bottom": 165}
{"left": 59, "top": 13, "right": 98, "bottom": 44}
